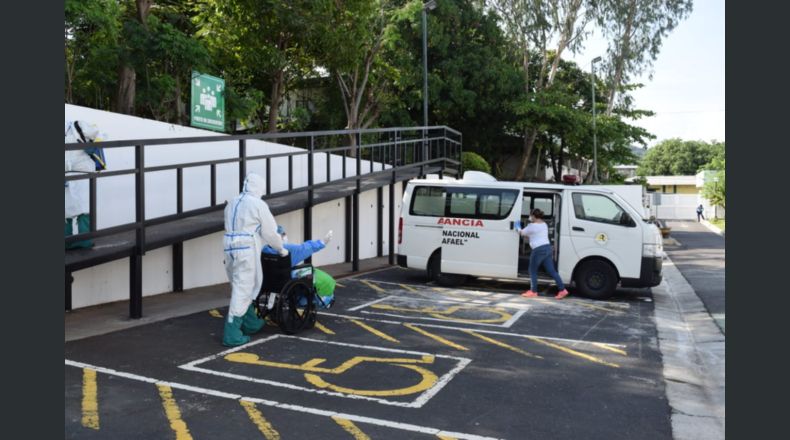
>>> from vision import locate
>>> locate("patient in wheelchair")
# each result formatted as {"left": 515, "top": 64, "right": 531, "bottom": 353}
{"left": 262, "top": 225, "right": 336, "bottom": 309}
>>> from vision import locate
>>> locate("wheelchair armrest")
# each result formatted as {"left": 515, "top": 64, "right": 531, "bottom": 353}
{"left": 292, "top": 263, "right": 313, "bottom": 271}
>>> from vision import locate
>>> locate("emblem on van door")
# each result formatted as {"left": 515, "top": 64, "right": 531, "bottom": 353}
{"left": 437, "top": 218, "right": 484, "bottom": 227}
{"left": 595, "top": 233, "right": 608, "bottom": 245}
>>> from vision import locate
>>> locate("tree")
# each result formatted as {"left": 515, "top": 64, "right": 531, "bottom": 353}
{"left": 489, "top": 0, "right": 595, "bottom": 180}
{"left": 638, "top": 139, "right": 718, "bottom": 176}
{"left": 702, "top": 169, "right": 725, "bottom": 210}
{"left": 195, "top": 0, "right": 318, "bottom": 132}
{"left": 596, "top": 0, "right": 693, "bottom": 115}
{"left": 462, "top": 152, "right": 493, "bottom": 173}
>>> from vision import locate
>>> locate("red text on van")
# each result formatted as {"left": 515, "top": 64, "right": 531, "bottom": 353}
{"left": 437, "top": 218, "right": 484, "bottom": 227}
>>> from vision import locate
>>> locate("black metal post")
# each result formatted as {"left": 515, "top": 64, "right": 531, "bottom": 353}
{"left": 130, "top": 254, "right": 142, "bottom": 318}
{"left": 389, "top": 178, "right": 395, "bottom": 265}
{"left": 266, "top": 158, "right": 272, "bottom": 195}
{"left": 176, "top": 168, "right": 183, "bottom": 213}
{"left": 173, "top": 242, "right": 183, "bottom": 292}
{"left": 131, "top": 144, "right": 145, "bottom": 319}
{"left": 288, "top": 155, "right": 293, "bottom": 190}
{"left": 326, "top": 151, "right": 331, "bottom": 183}
{"left": 239, "top": 140, "right": 247, "bottom": 191}
{"left": 210, "top": 164, "right": 217, "bottom": 206}
{"left": 345, "top": 196, "right": 352, "bottom": 263}
{"left": 342, "top": 149, "right": 347, "bottom": 179}
{"left": 305, "top": 137, "right": 314, "bottom": 263}
{"left": 65, "top": 272, "right": 73, "bottom": 311}
{"left": 377, "top": 186, "right": 383, "bottom": 257}
{"left": 89, "top": 177, "right": 97, "bottom": 231}
{"left": 353, "top": 132, "right": 361, "bottom": 272}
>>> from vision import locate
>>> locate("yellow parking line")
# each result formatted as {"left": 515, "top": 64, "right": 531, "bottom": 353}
{"left": 399, "top": 283, "right": 418, "bottom": 292}
{"left": 527, "top": 337, "right": 620, "bottom": 368}
{"left": 463, "top": 331, "right": 542, "bottom": 359}
{"left": 336, "top": 283, "right": 346, "bottom": 288}
{"left": 240, "top": 400, "right": 281, "bottom": 440}
{"left": 314, "top": 322, "right": 335, "bottom": 335}
{"left": 157, "top": 384, "right": 194, "bottom": 440}
{"left": 81, "top": 368, "right": 99, "bottom": 430}
{"left": 404, "top": 323, "right": 468, "bottom": 351}
{"left": 332, "top": 417, "right": 371, "bottom": 440}
{"left": 349, "top": 319, "right": 399, "bottom": 343}
{"left": 592, "top": 342, "right": 628, "bottom": 356}
{"left": 209, "top": 309, "right": 223, "bottom": 318}
{"left": 361, "top": 280, "right": 387, "bottom": 293}
{"left": 437, "top": 435, "right": 458, "bottom": 440}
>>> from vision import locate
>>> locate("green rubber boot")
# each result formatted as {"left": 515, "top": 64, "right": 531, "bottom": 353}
{"left": 222, "top": 315, "right": 250, "bottom": 347}
{"left": 241, "top": 304, "right": 265, "bottom": 335}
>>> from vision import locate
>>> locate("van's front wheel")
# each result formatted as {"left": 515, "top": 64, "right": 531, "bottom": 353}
{"left": 574, "top": 260, "right": 618, "bottom": 299}
{"left": 427, "top": 253, "right": 467, "bottom": 287}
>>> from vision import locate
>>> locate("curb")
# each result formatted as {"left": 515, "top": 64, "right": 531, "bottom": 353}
{"left": 652, "top": 256, "right": 725, "bottom": 439}
{"left": 700, "top": 220, "right": 725, "bottom": 237}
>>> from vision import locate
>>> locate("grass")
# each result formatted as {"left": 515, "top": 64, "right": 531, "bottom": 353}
{"left": 709, "top": 218, "right": 725, "bottom": 231}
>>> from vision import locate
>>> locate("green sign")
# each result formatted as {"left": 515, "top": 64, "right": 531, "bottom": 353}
{"left": 190, "top": 71, "right": 225, "bottom": 132}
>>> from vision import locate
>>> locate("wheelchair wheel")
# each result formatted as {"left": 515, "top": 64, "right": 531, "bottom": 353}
{"left": 277, "top": 279, "right": 317, "bottom": 335}
{"left": 255, "top": 291, "right": 276, "bottom": 321}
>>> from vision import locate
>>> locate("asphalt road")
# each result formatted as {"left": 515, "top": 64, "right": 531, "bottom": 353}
{"left": 664, "top": 221, "right": 725, "bottom": 332}
{"left": 66, "top": 268, "right": 671, "bottom": 439}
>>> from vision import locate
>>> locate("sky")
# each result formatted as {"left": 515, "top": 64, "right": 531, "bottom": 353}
{"left": 568, "top": 0, "right": 725, "bottom": 147}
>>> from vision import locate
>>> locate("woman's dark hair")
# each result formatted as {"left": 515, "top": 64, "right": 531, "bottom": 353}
{"left": 531, "top": 208, "right": 544, "bottom": 219}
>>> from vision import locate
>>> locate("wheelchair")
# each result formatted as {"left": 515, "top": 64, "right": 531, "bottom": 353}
{"left": 255, "top": 253, "right": 318, "bottom": 335}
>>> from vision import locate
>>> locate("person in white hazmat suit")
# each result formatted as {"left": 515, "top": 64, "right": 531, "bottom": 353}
{"left": 65, "top": 121, "right": 106, "bottom": 249}
{"left": 223, "top": 173, "right": 289, "bottom": 346}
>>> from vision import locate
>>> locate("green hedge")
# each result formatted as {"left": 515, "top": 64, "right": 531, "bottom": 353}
{"left": 461, "top": 151, "right": 492, "bottom": 174}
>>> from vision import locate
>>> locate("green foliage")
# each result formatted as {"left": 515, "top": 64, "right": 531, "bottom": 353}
{"left": 702, "top": 170, "right": 725, "bottom": 209}
{"left": 638, "top": 139, "right": 720, "bottom": 176}
{"left": 462, "top": 151, "right": 492, "bottom": 174}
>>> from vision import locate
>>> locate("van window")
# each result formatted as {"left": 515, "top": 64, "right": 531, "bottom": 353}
{"left": 521, "top": 195, "right": 554, "bottom": 217}
{"left": 410, "top": 186, "right": 446, "bottom": 217}
{"left": 572, "top": 193, "right": 627, "bottom": 225}
{"left": 448, "top": 188, "right": 518, "bottom": 220}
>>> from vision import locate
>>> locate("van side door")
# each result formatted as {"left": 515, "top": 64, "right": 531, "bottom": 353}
{"left": 441, "top": 187, "right": 521, "bottom": 278}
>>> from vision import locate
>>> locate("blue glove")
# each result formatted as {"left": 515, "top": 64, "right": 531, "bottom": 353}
{"left": 514, "top": 220, "right": 523, "bottom": 231}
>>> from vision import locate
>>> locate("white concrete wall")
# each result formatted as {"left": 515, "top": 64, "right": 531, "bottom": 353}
{"left": 66, "top": 105, "right": 401, "bottom": 309}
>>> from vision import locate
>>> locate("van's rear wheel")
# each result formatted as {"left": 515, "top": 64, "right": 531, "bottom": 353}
{"left": 428, "top": 252, "right": 467, "bottom": 287}
{"left": 574, "top": 260, "right": 618, "bottom": 299}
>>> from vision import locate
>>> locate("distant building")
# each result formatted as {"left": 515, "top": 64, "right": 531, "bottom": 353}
{"left": 614, "top": 145, "right": 647, "bottom": 179}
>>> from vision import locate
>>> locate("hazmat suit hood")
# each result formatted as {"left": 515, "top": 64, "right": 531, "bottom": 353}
{"left": 243, "top": 173, "right": 266, "bottom": 198}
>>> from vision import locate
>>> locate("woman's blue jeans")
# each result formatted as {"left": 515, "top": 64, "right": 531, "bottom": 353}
{"left": 529, "top": 244, "right": 565, "bottom": 291}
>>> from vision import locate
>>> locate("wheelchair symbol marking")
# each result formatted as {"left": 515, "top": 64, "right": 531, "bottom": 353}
{"left": 225, "top": 352, "right": 439, "bottom": 397}
{"left": 369, "top": 304, "right": 513, "bottom": 324}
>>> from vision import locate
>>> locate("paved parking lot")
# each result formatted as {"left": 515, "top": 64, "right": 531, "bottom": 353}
{"left": 66, "top": 267, "right": 672, "bottom": 439}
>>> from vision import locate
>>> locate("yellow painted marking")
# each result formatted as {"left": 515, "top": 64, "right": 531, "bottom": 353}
{"left": 81, "top": 368, "right": 99, "bottom": 430}
{"left": 157, "top": 384, "right": 194, "bottom": 440}
{"left": 336, "top": 283, "right": 346, "bottom": 288}
{"left": 307, "top": 363, "right": 438, "bottom": 396}
{"left": 332, "top": 417, "right": 371, "bottom": 440}
{"left": 527, "top": 337, "right": 620, "bottom": 368}
{"left": 464, "top": 331, "right": 542, "bottom": 359}
{"left": 225, "top": 352, "right": 434, "bottom": 374}
{"left": 240, "top": 400, "right": 281, "bottom": 440}
{"left": 573, "top": 302, "right": 624, "bottom": 314}
{"left": 432, "top": 287, "right": 446, "bottom": 292}
{"left": 404, "top": 323, "right": 468, "bottom": 351}
{"left": 208, "top": 309, "right": 223, "bottom": 318}
{"left": 361, "top": 280, "right": 387, "bottom": 293}
{"left": 371, "top": 303, "right": 512, "bottom": 324}
{"left": 530, "top": 297, "right": 623, "bottom": 314}
{"left": 592, "top": 342, "right": 628, "bottom": 356}
{"left": 349, "top": 319, "right": 400, "bottom": 343}
{"left": 437, "top": 435, "right": 459, "bottom": 440}
{"left": 225, "top": 353, "right": 437, "bottom": 397}
{"left": 399, "top": 283, "right": 418, "bottom": 292}
{"left": 314, "top": 321, "right": 336, "bottom": 335}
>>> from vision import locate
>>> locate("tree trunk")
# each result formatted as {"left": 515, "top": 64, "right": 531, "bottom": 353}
{"left": 268, "top": 68, "right": 284, "bottom": 133}
{"left": 116, "top": 65, "right": 136, "bottom": 115}
{"left": 174, "top": 76, "right": 185, "bottom": 125}
{"left": 606, "top": 0, "right": 636, "bottom": 116}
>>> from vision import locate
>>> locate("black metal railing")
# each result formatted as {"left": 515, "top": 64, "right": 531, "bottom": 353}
{"left": 65, "top": 125, "right": 462, "bottom": 317}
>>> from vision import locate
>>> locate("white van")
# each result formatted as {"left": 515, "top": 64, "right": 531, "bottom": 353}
{"left": 396, "top": 172, "right": 663, "bottom": 299}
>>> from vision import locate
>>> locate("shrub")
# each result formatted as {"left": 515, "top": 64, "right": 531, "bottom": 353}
{"left": 461, "top": 151, "right": 492, "bottom": 174}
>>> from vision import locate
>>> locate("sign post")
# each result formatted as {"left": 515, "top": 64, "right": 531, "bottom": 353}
{"left": 190, "top": 71, "right": 225, "bottom": 132}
